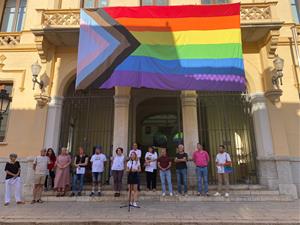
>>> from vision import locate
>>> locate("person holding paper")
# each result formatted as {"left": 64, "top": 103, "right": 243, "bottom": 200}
{"left": 144, "top": 146, "right": 158, "bottom": 191}
{"left": 70, "top": 147, "right": 88, "bottom": 197}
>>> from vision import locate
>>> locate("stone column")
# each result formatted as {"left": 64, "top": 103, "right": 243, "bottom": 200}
{"left": 251, "top": 93, "right": 278, "bottom": 189}
{"left": 181, "top": 91, "right": 199, "bottom": 188}
{"left": 112, "top": 87, "right": 131, "bottom": 155}
{"left": 43, "top": 96, "right": 64, "bottom": 154}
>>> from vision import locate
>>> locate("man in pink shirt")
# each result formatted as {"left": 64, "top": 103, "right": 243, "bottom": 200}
{"left": 193, "top": 143, "right": 210, "bottom": 196}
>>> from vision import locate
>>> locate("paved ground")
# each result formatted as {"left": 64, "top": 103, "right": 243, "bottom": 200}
{"left": 0, "top": 200, "right": 299, "bottom": 224}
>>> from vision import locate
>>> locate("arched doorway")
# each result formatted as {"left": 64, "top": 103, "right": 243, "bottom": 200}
{"left": 198, "top": 91, "right": 258, "bottom": 185}
{"left": 130, "top": 88, "right": 183, "bottom": 158}
{"left": 59, "top": 79, "right": 114, "bottom": 182}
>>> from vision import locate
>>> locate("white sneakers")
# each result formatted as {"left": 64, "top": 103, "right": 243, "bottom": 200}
{"left": 213, "top": 192, "right": 229, "bottom": 197}
{"left": 214, "top": 192, "right": 221, "bottom": 197}
{"left": 162, "top": 192, "right": 174, "bottom": 196}
{"left": 132, "top": 202, "right": 138, "bottom": 207}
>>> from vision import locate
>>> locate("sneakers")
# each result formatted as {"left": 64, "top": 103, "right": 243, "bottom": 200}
{"left": 4, "top": 202, "right": 9, "bottom": 206}
{"left": 225, "top": 192, "right": 229, "bottom": 198}
{"left": 169, "top": 192, "right": 173, "bottom": 196}
{"left": 162, "top": 193, "right": 166, "bottom": 197}
{"left": 132, "top": 202, "right": 138, "bottom": 207}
{"left": 214, "top": 192, "right": 221, "bottom": 197}
{"left": 98, "top": 191, "right": 102, "bottom": 196}
{"left": 77, "top": 192, "right": 82, "bottom": 196}
{"left": 70, "top": 192, "right": 75, "bottom": 197}
{"left": 89, "top": 192, "right": 95, "bottom": 197}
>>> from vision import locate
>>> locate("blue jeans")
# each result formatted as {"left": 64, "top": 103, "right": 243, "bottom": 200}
{"left": 159, "top": 170, "right": 173, "bottom": 194}
{"left": 196, "top": 166, "right": 208, "bottom": 193}
{"left": 176, "top": 168, "right": 188, "bottom": 194}
{"left": 72, "top": 174, "right": 85, "bottom": 193}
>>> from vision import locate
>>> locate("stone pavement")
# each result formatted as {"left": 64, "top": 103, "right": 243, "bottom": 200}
{"left": 0, "top": 200, "right": 299, "bottom": 224}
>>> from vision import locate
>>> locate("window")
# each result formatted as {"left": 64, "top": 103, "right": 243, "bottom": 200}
{"left": 291, "top": 0, "right": 300, "bottom": 23}
{"left": 140, "top": 0, "right": 168, "bottom": 6}
{"left": 1, "top": 0, "right": 27, "bottom": 32}
{"left": 0, "top": 83, "right": 12, "bottom": 142}
{"left": 81, "top": 0, "right": 108, "bottom": 8}
{"left": 201, "top": 0, "right": 229, "bottom": 4}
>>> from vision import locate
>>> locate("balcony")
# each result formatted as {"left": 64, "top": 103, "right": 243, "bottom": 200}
{"left": 32, "top": 2, "right": 283, "bottom": 61}
{"left": 0, "top": 32, "right": 21, "bottom": 46}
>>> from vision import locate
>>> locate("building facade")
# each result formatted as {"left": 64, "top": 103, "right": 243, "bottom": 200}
{"left": 0, "top": 0, "right": 299, "bottom": 198}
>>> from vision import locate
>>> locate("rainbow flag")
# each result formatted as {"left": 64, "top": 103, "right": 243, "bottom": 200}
{"left": 76, "top": 3, "right": 245, "bottom": 91}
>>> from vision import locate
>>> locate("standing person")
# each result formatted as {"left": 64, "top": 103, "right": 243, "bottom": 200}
{"left": 157, "top": 148, "right": 173, "bottom": 196}
{"left": 129, "top": 143, "right": 142, "bottom": 191}
{"left": 144, "top": 146, "right": 158, "bottom": 191}
{"left": 70, "top": 147, "right": 88, "bottom": 197}
{"left": 111, "top": 147, "right": 126, "bottom": 197}
{"left": 90, "top": 146, "right": 107, "bottom": 196}
{"left": 214, "top": 145, "right": 232, "bottom": 197}
{"left": 54, "top": 147, "right": 72, "bottom": 197}
{"left": 193, "top": 143, "right": 210, "bottom": 196}
{"left": 32, "top": 149, "right": 49, "bottom": 204}
{"left": 4, "top": 153, "right": 24, "bottom": 206}
{"left": 44, "top": 148, "right": 56, "bottom": 191}
{"left": 174, "top": 144, "right": 188, "bottom": 196}
{"left": 127, "top": 151, "right": 141, "bottom": 207}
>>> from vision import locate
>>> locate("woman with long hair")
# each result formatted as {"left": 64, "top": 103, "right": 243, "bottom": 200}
{"left": 54, "top": 147, "right": 71, "bottom": 197}
{"left": 126, "top": 151, "right": 141, "bottom": 207}
{"left": 111, "top": 147, "right": 126, "bottom": 197}
{"left": 144, "top": 146, "right": 158, "bottom": 191}
{"left": 44, "top": 148, "right": 56, "bottom": 190}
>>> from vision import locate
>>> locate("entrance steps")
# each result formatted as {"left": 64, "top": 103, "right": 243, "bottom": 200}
{"left": 33, "top": 185, "right": 295, "bottom": 202}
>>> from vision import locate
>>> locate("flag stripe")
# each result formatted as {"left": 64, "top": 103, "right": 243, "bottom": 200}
{"left": 115, "top": 56, "right": 244, "bottom": 75}
{"left": 131, "top": 43, "right": 243, "bottom": 60}
{"left": 115, "top": 15, "right": 240, "bottom": 32}
{"left": 130, "top": 29, "right": 241, "bottom": 45}
{"left": 103, "top": 3, "right": 240, "bottom": 18}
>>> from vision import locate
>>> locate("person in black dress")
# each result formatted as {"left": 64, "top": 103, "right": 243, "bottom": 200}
{"left": 126, "top": 151, "right": 141, "bottom": 207}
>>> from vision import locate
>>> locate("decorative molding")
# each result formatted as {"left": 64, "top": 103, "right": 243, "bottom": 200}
{"left": 0, "top": 32, "right": 21, "bottom": 46}
{"left": 264, "top": 30, "right": 280, "bottom": 59}
{"left": 0, "top": 55, "right": 26, "bottom": 92}
{"left": 34, "top": 34, "right": 50, "bottom": 63}
{"left": 39, "top": 9, "right": 80, "bottom": 27}
{"left": 240, "top": 4, "right": 272, "bottom": 21}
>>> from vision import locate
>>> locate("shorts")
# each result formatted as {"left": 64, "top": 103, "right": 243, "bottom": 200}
{"left": 92, "top": 172, "right": 102, "bottom": 182}
{"left": 34, "top": 174, "right": 46, "bottom": 185}
{"left": 127, "top": 172, "right": 138, "bottom": 184}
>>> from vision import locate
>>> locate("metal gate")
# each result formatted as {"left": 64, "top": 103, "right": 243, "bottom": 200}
{"left": 59, "top": 81, "right": 114, "bottom": 182}
{"left": 198, "top": 92, "right": 258, "bottom": 184}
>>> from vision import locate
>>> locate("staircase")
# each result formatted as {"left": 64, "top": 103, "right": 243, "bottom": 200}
{"left": 29, "top": 185, "right": 296, "bottom": 202}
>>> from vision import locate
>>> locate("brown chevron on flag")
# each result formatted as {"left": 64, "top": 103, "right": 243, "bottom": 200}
{"left": 76, "top": 8, "right": 140, "bottom": 90}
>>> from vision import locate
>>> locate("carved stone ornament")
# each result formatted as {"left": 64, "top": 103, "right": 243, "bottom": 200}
{"left": 34, "top": 93, "right": 51, "bottom": 108}
{"left": 264, "top": 88, "right": 283, "bottom": 103}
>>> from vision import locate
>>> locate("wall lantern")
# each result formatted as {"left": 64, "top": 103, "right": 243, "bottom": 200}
{"left": 31, "top": 61, "right": 44, "bottom": 90}
{"left": 272, "top": 56, "right": 284, "bottom": 87}
{"left": 31, "top": 61, "right": 51, "bottom": 108}
{"left": 265, "top": 55, "right": 284, "bottom": 103}
{"left": 0, "top": 89, "right": 12, "bottom": 121}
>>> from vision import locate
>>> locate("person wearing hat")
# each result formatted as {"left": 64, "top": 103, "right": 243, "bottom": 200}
{"left": 90, "top": 145, "right": 107, "bottom": 196}
{"left": 4, "top": 153, "right": 24, "bottom": 206}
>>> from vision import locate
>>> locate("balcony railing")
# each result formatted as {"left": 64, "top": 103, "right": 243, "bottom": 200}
{"left": 38, "top": 2, "right": 278, "bottom": 28}
{"left": 0, "top": 32, "right": 21, "bottom": 45}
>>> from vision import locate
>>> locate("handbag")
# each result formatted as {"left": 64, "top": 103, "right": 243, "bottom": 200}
{"left": 224, "top": 153, "right": 233, "bottom": 174}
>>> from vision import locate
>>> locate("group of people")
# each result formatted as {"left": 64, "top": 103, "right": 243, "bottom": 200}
{"left": 4, "top": 143, "right": 232, "bottom": 207}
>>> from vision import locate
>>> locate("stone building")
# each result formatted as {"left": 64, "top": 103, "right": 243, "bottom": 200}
{"left": 0, "top": 0, "right": 299, "bottom": 198}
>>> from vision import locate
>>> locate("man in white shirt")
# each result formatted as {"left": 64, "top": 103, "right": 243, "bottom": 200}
{"left": 90, "top": 146, "right": 107, "bottom": 196}
{"left": 214, "top": 145, "right": 232, "bottom": 197}
{"left": 129, "top": 143, "right": 142, "bottom": 191}
{"left": 32, "top": 149, "right": 49, "bottom": 204}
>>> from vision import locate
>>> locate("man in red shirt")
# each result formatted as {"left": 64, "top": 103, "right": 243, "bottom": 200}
{"left": 193, "top": 143, "right": 210, "bottom": 196}
{"left": 157, "top": 148, "right": 173, "bottom": 196}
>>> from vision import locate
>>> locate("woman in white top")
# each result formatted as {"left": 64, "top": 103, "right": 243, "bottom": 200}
{"left": 111, "top": 147, "right": 126, "bottom": 197}
{"left": 144, "top": 146, "right": 158, "bottom": 191}
{"left": 127, "top": 151, "right": 141, "bottom": 207}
